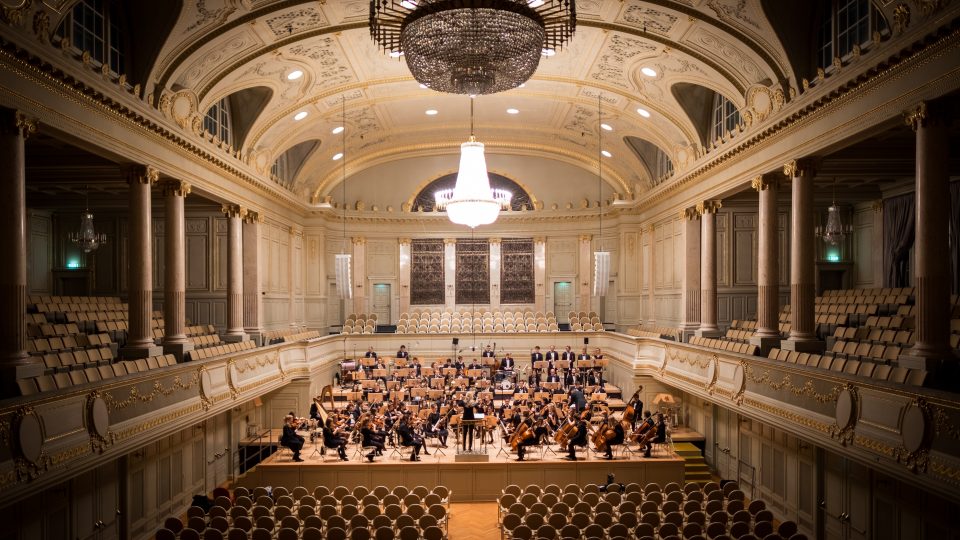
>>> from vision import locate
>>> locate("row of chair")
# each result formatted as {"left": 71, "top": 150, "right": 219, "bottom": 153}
{"left": 37, "top": 346, "right": 115, "bottom": 373}
{"left": 19, "top": 354, "right": 178, "bottom": 395}
{"left": 282, "top": 330, "right": 322, "bottom": 343}
{"left": 688, "top": 336, "right": 757, "bottom": 356}
{"left": 766, "top": 348, "right": 927, "bottom": 385}
{"left": 190, "top": 340, "right": 258, "bottom": 360}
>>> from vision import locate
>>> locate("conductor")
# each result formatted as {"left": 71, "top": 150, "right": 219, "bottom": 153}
{"left": 460, "top": 398, "right": 477, "bottom": 451}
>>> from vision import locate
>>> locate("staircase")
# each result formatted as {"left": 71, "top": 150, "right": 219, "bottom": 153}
{"left": 674, "top": 442, "right": 712, "bottom": 482}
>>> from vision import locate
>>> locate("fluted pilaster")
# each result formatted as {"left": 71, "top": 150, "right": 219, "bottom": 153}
{"left": 222, "top": 204, "right": 247, "bottom": 341}
{"left": 122, "top": 165, "right": 163, "bottom": 358}
{"left": 696, "top": 201, "right": 722, "bottom": 336}
{"left": 243, "top": 211, "right": 263, "bottom": 342}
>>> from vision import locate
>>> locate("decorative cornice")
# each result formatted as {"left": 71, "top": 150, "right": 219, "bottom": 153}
{"left": 220, "top": 204, "right": 247, "bottom": 219}
{"left": 0, "top": 109, "right": 37, "bottom": 138}
{"left": 160, "top": 179, "right": 191, "bottom": 198}
{"left": 579, "top": 234, "right": 593, "bottom": 242}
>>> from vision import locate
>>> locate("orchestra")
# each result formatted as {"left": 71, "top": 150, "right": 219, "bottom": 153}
{"left": 280, "top": 345, "right": 671, "bottom": 464}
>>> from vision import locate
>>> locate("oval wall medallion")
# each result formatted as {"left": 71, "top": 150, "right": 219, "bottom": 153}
{"left": 200, "top": 368, "right": 214, "bottom": 400}
{"left": 706, "top": 356, "right": 718, "bottom": 388}
{"left": 732, "top": 364, "right": 746, "bottom": 397}
{"left": 835, "top": 387, "right": 856, "bottom": 430}
{"left": 228, "top": 362, "right": 240, "bottom": 392}
{"left": 17, "top": 410, "right": 43, "bottom": 464}
{"left": 90, "top": 396, "right": 110, "bottom": 438}
{"left": 901, "top": 404, "right": 928, "bottom": 454}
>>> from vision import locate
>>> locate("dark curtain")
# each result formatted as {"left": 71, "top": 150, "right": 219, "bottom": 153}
{"left": 951, "top": 182, "right": 960, "bottom": 294}
{"left": 884, "top": 193, "right": 915, "bottom": 287}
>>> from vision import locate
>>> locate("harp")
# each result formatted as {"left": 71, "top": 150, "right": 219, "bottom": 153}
{"left": 313, "top": 384, "right": 336, "bottom": 425}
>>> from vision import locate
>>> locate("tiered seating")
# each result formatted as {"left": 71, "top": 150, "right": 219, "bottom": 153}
{"left": 155, "top": 484, "right": 452, "bottom": 540}
{"left": 18, "top": 354, "right": 178, "bottom": 396}
{"left": 568, "top": 311, "right": 603, "bottom": 332}
{"left": 396, "top": 310, "right": 559, "bottom": 333}
{"left": 191, "top": 340, "right": 258, "bottom": 360}
{"left": 263, "top": 328, "right": 297, "bottom": 344}
{"left": 282, "top": 330, "right": 322, "bottom": 343}
{"left": 688, "top": 336, "right": 757, "bottom": 356}
{"left": 497, "top": 481, "right": 804, "bottom": 540}
{"left": 343, "top": 313, "right": 378, "bottom": 334}
{"left": 766, "top": 347, "right": 927, "bottom": 386}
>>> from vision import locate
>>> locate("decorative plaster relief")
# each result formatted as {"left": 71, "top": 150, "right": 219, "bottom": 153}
{"left": 618, "top": 3, "right": 680, "bottom": 34}
{"left": 687, "top": 28, "right": 765, "bottom": 86}
{"left": 286, "top": 37, "right": 355, "bottom": 91}
{"left": 589, "top": 34, "right": 658, "bottom": 89}
{"left": 185, "top": 0, "right": 238, "bottom": 34}
{"left": 265, "top": 7, "right": 329, "bottom": 37}
{"left": 705, "top": 0, "right": 761, "bottom": 30}
{"left": 180, "top": 33, "right": 260, "bottom": 87}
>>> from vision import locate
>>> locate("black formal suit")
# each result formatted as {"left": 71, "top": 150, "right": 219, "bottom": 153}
{"left": 396, "top": 350, "right": 409, "bottom": 359}
{"left": 561, "top": 351, "right": 576, "bottom": 361}
{"left": 322, "top": 425, "right": 348, "bottom": 459}
{"left": 567, "top": 419, "right": 588, "bottom": 458}
{"left": 500, "top": 357, "right": 515, "bottom": 370}
{"left": 361, "top": 426, "right": 385, "bottom": 453}
{"left": 531, "top": 352, "right": 544, "bottom": 363}
{"left": 410, "top": 363, "right": 422, "bottom": 377}
{"left": 482, "top": 350, "right": 496, "bottom": 358}
{"left": 281, "top": 424, "right": 304, "bottom": 459}
{"left": 460, "top": 402, "right": 477, "bottom": 451}
{"left": 545, "top": 351, "right": 560, "bottom": 361}
{"left": 569, "top": 388, "right": 587, "bottom": 411}
{"left": 398, "top": 423, "right": 425, "bottom": 459}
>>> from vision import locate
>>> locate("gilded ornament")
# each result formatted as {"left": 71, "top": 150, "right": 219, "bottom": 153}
{"left": 852, "top": 43, "right": 861, "bottom": 60}
{"left": 801, "top": 78, "right": 810, "bottom": 91}
{"left": 816, "top": 67, "right": 825, "bottom": 82}
{"left": 783, "top": 159, "right": 815, "bottom": 178}
{"left": 161, "top": 179, "right": 191, "bottom": 198}
{"left": 0, "top": 0, "right": 30, "bottom": 25}
{"left": 751, "top": 175, "right": 777, "bottom": 192}
{"left": 31, "top": 9, "right": 48, "bottom": 40}
{"left": 904, "top": 101, "right": 928, "bottom": 131}
{"left": 832, "top": 56, "right": 842, "bottom": 71}
{"left": 117, "top": 73, "right": 126, "bottom": 87}
{"left": 221, "top": 204, "right": 247, "bottom": 219}
{"left": 81, "top": 50, "right": 91, "bottom": 67}
{"left": 912, "top": 0, "right": 948, "bottom": 16}
{"left": 695, "top": 200, "right": 721, "bottom": 215}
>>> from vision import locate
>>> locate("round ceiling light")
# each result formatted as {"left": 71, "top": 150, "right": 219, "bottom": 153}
{"left": 506, "top": 108, "right": 519, "bottom": 114}
{"left": 332, "top": 152, "right": 343, "bottom": 161}
{"left": 601, "top": 150, "right": 612, "bottom": 158}
{"left": 636, "top": 107, "right": 651, "bottom": 118}
{"left": 641, "top": 67, "right": 657, "bottom": 77}
{"left": 600, "top": 123, "right": 612, "bottom": 131}
{"left": 332, "top": 126, "right": 344, "bottom": 134}
{"left": 425, "top": 109, "right": 439, "bottom": 115}
{"left": 294, "top": 111, "right": 309, "bottom": 121}
{"left": 287, "top": 70, "right": 303, "bottom": 80}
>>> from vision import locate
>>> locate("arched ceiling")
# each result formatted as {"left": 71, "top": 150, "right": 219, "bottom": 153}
{"left": 146, "top": 0, "right": 797, "bottom": 205}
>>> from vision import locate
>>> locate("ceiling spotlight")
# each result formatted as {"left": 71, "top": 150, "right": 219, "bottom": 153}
{"left": 519, "top": 83, "right": 526, "bottom": 88}
{"left": 287, "top": 70, "right": 303, "bottom": 80}
{"left": 400, "top": 0, "right": 417, "bottom": 8}
{"left": 541, "top": 48, "right": 556, "bottom": 57}
{"left": 294, "top": 111, "right": 308, "bottom": 121}
{"left": 601, "top": 150, "right": 612, "bottom": 158}
{"left": 641, "top": 67, "right": 657, "bottom": 77}
{"left": 332, "top": 126, "right": 344, "bottom": 134}
{"left": 389, "top": 51, "right": 404, "bottom": 58}
{"left": 528, "top": 0, "right": 545, "bottom": 6}
{"left": 600, "top": 123, "right": 613, "bottom": 131}
{"left": 419, "top": 83, "right": 428, "bottom": 89}
{"left": 425, "top": 109, "right": 438, "bottom": 115}
{"left": 506, "top": 108, "right": 519, "bottom": 114}
{"left": 332, "top": 153, "right": 343, "bottom": 161}
{"left": 636, "top": 108, "right": 651, "bottom": 118}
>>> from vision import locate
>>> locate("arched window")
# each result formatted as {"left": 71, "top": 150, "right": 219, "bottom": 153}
{"left": 203, "top": 98, "right": 232, "bottom": 146}
{"left": 55, "top": 0, "right": 126, "bottom": 74}
{"left": 817, "top": 0, "right": 889, "bottom": 70}
{"left": 271, "top": 154, "right": 290, "bottom": 187}
{"left": 710, "top": 93, "right": 741, "bottom": 143}
{"left": 655, "top": 147, "right": 674, "bottom": 184}
{"left": 270, "top": 140, "right": 319, "bottom": 190}
{"left": 412, "top": 173, "right": 533, "bottom": 212}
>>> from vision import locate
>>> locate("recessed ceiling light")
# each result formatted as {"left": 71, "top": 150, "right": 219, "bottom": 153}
{"left": 332, "top": 153, "right": 343, "bottom": 161}
{"left": 506, "top": 108, "right": 519, "bottom": 114}
{"left": 400, "top": 0, "right": 417, "bottom": 8}
{"left": 600, "top": 123, "right": 613, "bottom": 131}
{"left": 641, "top": 67, "right": 657, "bottom": 77}
{"left": 519, "top": 83, "right": 526, "bottom": 88}
{"left": 389, "top": 51, "right": 404, "bottom": 58}
{"left": 287, "top": 70, "right": 303, "bottom": 80}
{"left": 425, "top": 109, "right": 438, "bottom": 115}
{"left": 419, "top": 83, "right": 428, "bottom": 89}
{"left": 636, "top": 108, "right": 651, "bottom": 118}
{"left": 528, "top": 0, "right": 545, "bottom": 7}
{"left": 294, "top": 111, "right": 308, "bottom": 121}
{"left": 601, "top": 150, "right": 612, "bottom": 158}
{"left": 541, "top": 48, "right": 556, "bottom": 57}
{"left": 332, "top": 126, "right": 344, "bottom": 134}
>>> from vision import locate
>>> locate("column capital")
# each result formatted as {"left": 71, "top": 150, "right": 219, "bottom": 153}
{"left": 160, "top": 179, "right": 191, "bottom": 197}
{"left": 221, "top": 203, "right": 247, "bottom": 219}
{"left": 352, "top": 236, "right": 366, "bottom": 246}
{"left": 871, "top": 200, "right": 884, "bottom": 212}
{"left": 644, "top": 224, "right": 656, "bottom": 234}
{"left": 243, "top": 210, "right": 264, "bottom": 224}
{"left": 125, "top": 164, "right": 159, "bottom": 185}
{"left": 289, "top": 225, "right": 303, "bottom": 237}
{"left": 0, "top": 110, "right": 37, "bottom": 138}
{"left": 679, "top": 207, "right": 700, "bottom": 221}
{"left": 488, "top": 237, "right": 502, "bottom": 244}
{"left": 533, "top": 236, "right": 546, "bottom": 244}
{"left": 443, "top": 238, "right": 457, "bottom": 245}
{"left": 398, "top": 237, "right": 411, "bottom": 245}
{"left": 696, "top": 200, "right": 722, "bottom": 215}
{"left": 783, "top": 159, "right": 816, "bottom": 178}
{"left": 579, "top": 234, "right": 593, "bottom": 242}
{"left": 903, "top": 101, "right": 948, "bottom": 131}
{"left": 751, "top": 174, "right": 779, "bottom": 191}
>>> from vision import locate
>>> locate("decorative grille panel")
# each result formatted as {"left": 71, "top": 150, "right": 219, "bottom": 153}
{"left": 410, "top": 239, "right": 444, "bottom": 305}
{"left": 455, "top": 239, "right": 490, "bottom": 305}
{"left": 501, "top": 238, "right": 535, "bottom": 304}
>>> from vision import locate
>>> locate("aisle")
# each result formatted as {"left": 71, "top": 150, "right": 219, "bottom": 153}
{"left": 448, "top": 502, "right": 500, "bottom": 540}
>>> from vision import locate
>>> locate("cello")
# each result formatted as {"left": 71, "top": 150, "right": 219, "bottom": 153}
{"left": 510, "top": 422, "right": 534, "bottom": 451}
{"left": 592, "top": 416, "right": 617, "bottom": 453}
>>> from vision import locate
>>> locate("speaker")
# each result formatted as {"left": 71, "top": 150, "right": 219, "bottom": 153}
{"left": 452, "top": 338, "right": 459, "bottom": 345}
{"left": 583, "top": 337, "right": 589, "bottom": 345}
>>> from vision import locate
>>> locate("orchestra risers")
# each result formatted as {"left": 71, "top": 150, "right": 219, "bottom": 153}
{"left": 238, "top": 454, "right": 685, "bottom": 502}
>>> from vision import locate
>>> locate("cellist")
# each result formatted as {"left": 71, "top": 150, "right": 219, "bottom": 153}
{"left": 564, "top": 411, "right": 590, "bottom": 461}
{"left": 602, "top": 415, "right": 625, "bottom": 460}
{"left": 514, "top": 411, "right": 537, "bottom": 461}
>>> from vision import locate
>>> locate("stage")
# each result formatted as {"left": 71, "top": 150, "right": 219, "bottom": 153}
{"left": 236, "top": 439, "right": 685, "bottom": 502}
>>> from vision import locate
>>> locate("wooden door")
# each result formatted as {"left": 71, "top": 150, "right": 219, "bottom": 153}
{"left": 553, "top": 282, "right": 573, "bottom": 323}
{"left": 372, "top": 283, "right": 391, "bottom": 325}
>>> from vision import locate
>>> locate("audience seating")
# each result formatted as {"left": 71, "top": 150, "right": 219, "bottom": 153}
{"left": 263, "top": 328, "right": 298, "bottom": 344}
{"left": 568, "top": 311, "right": 603, "bottom": 332}
{"left": 766, "top": 347, "right": 927, "bottom": 386}
{"left": 155, "top": 484, "right": 452, "bottom": 540}
{"left": 627, "top": 324, "right": 680, "bottom": 341}
{"left": 689, "top": 336, "right": 757, "bottom": 356}
{"left": 498, "top": 481, "right": 805, "bottom": 540}
{"left": 281, "top": 330, "right": 322, "bottom": 343}
{"left": 395, "top": 310, "right": 560, "bottom": 334}
{"left": 18, "top": 354, "right": 179, "bottom": 395}
{"left": 191, "top": 340, "right": 259, "bottom": 360}
{"left": 343, "top": 313, "right": 378, "bottom": 334}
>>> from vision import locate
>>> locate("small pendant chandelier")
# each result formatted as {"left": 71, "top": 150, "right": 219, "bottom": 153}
{"left": 435, "top": 97, "right": 511, "bottom": 228}
{"left": 70, "top": 187, "right": 106, "bottom": 253}
{"left": 815, "top": 179, "right": 853, "bottom": 246}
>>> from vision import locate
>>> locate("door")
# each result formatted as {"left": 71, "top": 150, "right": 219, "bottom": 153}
{"left": 820, "top": 451, "right": 871, "bottom": 540}
{"left": 72, "top": 461, "right": 119, "bottom": 540}
{"left": 553, "top": 282, "right": 573, "bottom": 323}
{"left": 714, "top": 406, "right": 739, "bottom": 481}
{"left": 372, "top": 283, "right": 391, "bottom": 325}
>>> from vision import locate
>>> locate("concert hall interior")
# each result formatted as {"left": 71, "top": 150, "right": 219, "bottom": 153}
{"left": 1, "top": 1, "right": 960, "bottom": 539}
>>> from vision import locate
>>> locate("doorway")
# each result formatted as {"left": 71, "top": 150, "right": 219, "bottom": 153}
{"left": 553, "top": 281, "right": 573, "bottom": 323}
{"left": 372, "top": 283, "right": 391, "bottom": 325}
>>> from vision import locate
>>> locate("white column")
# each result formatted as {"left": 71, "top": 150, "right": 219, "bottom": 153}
{"left": 161, "top": 179, "right": 193, "bottom": 359}
{"left": 751, "top": 174, "right": 781, "bottom": 354}
{"left": 489, "top": 237, "right": 501, "bottom": 309}
{"left": 289, "top": 225, "right": 303, "bottom": 327}
{"left": 782, "top": 159, "right": 823, "bottom": 352}
{"left": 0, "top": 110, "right": 40, "bottom": 394}
{"left": 900, "top": 102, "right": 952, "bottom": 372}
{"left": 121, "top": 165, "right": 163, "bottom": 358}
{"left": 399, "top": 238, "right": 411, "bottom": 316}
{"left": 578, "top": 234, "right": 592, "bottom": 312}
{"left": 242, "top": 211, "right": 263, "bottom": 343}
{"left": 352, "top": 236, "right": 365, "bottom": 316}
{"left": 534, "top": 237, "right": 546, "bottom": 313}
{"left": 696, "top": 200, "right": 722, "bottom": 337}
{"left": 646, "top": 225, "right": 656, "bottom": 326}
{"left": 444, "top": 238, "right": 456, "bottom": 310}
{"left": 222, "top": 204, "right": 248, "bottom": 342}
{"left": 679, "top": 208, "right": 701, "bottom": 341}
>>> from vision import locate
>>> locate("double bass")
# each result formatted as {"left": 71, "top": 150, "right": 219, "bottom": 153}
{"left": 623, "top": 388, "right": 641, "bottom": 425}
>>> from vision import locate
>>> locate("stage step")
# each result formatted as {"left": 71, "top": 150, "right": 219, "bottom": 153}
{"left": 674, "top": 442, "right": 713, "bottom": 482}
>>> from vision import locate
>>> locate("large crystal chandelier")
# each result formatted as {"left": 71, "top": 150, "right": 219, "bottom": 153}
{"left": 815, "top": 180, "right": 853, "bottom": 246}
{"left": 370, "top": 0, "right": 576, "bottom": 95}
{"left": 70, "top": 188, "right": 106, "bottom": 253}
{"left": 435, "top": 97, "right": 511, "bottom": 228}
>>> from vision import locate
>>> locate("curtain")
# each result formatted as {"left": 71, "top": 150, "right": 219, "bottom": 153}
{"left": 883, "top": 193, "right": 915, "bottom": 287}
{"left": 951, "top": 182, "right": 960, "bottom": 294}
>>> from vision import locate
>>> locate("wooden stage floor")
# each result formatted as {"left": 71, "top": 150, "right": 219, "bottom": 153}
{"left": 238, "top": 440, "right": 685, "bottom": 502}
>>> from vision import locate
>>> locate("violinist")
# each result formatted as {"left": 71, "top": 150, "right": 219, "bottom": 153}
{"left": 309, "top": 400, "right": 322, "bottom": 421}
{"left": 360, "top": 417, "right": 386, "bottom": 462}
{"left": 515, "top": 411, "right": 537, "bottom": 461}
{"left": 398, "top": 413, "right": 427, "bottom": 461}
{"left": 396, "top": 344, "right": 409, "bottom": 360}
{"left": 425, "top": 405, "right": 449, "bottom": 448}
{"left": 281, "top": 415, "right": 305, "bottom": 462}
{"left": 322, "top": 417, "right": 349, "bottom": 461}
{"left": 454, "top": 355, "right": 466, "bottom": 374}
{"left": 565, "top": 412, "right": 590, "bottom": 461}
{"left": 409, "top": 357, "right": 422, "bottom": 377}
